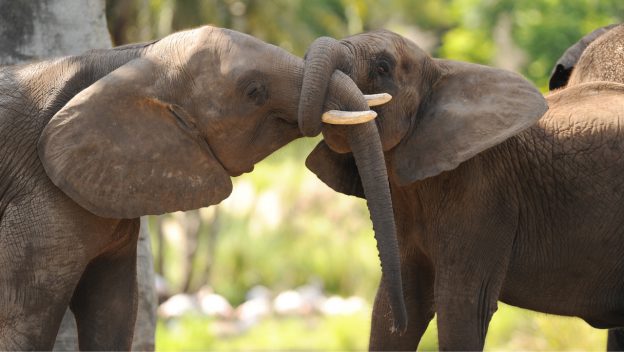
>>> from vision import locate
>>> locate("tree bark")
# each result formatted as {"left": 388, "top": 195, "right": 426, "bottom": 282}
{"left": 0, "top": 0, "right": 156, "bottom": 350}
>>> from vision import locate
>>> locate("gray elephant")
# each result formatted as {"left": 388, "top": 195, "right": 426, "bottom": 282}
{"left": 549, "top": 23, "right": 624, "bottom": 350}
{"left": 300, "top": 28, "right": 624, "bottom": 350}
{"left": 549, "top": 23, "right": 620, "bottom": 90}
{"left": 0, "top": 25, "right": 403, "bottom": 350}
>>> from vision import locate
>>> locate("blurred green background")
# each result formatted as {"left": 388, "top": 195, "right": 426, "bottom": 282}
{"left": 105, "top": 0, "right": 623, "bottom": 350}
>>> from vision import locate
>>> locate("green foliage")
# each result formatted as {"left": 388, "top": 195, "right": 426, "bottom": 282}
{"left": 155, "top": 304, "right": 606, "bottom": 351}
{"left": 157, "top": 312, "right": 373, "bottom": 350}
{"left": 107, "top": 0, "right": 622, "bottom": 90}
{"left": 150, "top": 139, "right": 382, "bottom": 305}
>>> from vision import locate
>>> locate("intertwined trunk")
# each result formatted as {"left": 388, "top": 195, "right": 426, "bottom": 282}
{"left": 298, "top": 37, "right": 407, "bottom": 332}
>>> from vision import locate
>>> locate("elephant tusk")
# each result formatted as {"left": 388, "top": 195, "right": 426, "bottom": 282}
{"left": 364, "top": 93, "right": 392, "bottom": 107}
{"left": 321, "top": 93, "right": 390, "bottom": 125}
{"left": 322, "top": 110, "right": 377, "bottom": 125}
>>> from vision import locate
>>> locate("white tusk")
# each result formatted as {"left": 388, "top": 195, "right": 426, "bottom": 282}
{"left": 322, "top": 110, "right": 377, "bottom": 125}
{"left": 364, "top": 93, "right": 392, "bottom": 107}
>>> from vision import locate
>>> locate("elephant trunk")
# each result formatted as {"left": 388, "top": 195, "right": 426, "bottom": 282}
{"left": 298, "top": 37, "right": 351, "bottom": 137}
{"left": 299, "top": 37, "right": 407, "bottom": 333}
{"left": 347, "top": 121, "right": 407, "bottom": 333}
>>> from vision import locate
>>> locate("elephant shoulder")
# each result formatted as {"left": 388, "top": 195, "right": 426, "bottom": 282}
{"left": 546, "top": 81, "right": 624, "bottom": 115}
{"left": 542, "top": 81, "right": 624, "bottom": 135}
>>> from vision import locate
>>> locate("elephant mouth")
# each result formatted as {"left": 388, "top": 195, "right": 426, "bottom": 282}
{"left": 228, "top": 164, "right": 254, "bottom": 177}
{"left": 207, "top": 144, "right": 255, "bottom": 177}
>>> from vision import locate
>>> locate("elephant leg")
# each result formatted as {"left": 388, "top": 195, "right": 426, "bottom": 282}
{"left": 434, "top": 279, "right": 501, "bottom": 351}
{"left": 433, "top": 239, "right": 510, "bottom": 350}
{"left": 0, "top": 204, "right": 85, "bottom": 349}
{"left": 369, "top": 254, "right": 435, "bottom": 351}
{"left": 0, "top": 253, "right": 78, "bottom": 350}
{"left": 608, "top": 328, "right": 624, "bottom": 351}
{"left": 70, "top": 218, "right": 140, "bottom": 350}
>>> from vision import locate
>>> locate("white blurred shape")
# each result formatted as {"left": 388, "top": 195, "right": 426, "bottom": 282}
{"left": 246, "top": 285, "right": 271, "bottom": 301}
{"left": 158, "top": 293, "right": 198, "bottom": 318}
{"left": 197, "top": 287, "right": 233, "bottom": 319}
{"left": 235, "top": 297, "right": 271, "bottom": 329}
{"left": 320, "top": 295, "right": 366, "bottom": 316}
{"left": 273, "top": 290, "right": 307, "bottom": 315}
{"left": 235, "top": 285, "right": 272, "bottom": 330}
{"left": 297, "top": 282, "right": 326, "bottom": 313}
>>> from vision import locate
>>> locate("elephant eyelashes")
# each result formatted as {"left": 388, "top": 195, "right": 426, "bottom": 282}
{"left": 371, "top": 54, "right": 395, "bottom": 78}
{"left": 243, "top": 80, "right": 269, "bottom": 106}
{"left": 377, "top": 60, "right": 390, "bottom": 75}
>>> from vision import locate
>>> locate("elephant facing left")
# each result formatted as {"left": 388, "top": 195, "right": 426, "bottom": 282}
{"left": 0, "top": 26, "right": 381, "bottom": 350}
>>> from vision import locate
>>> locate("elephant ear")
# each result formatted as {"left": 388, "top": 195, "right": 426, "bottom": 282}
{"left": 549, "top": 24, "right": 619, "bottom": 90}
{"left": 39, "top": 57, "right": 232, "bottom": 219}
{"left": 305, "top": 141, "right": 364, "bottom": 198}
{"left": 393, "top": 59, "right": 547, "bottom": 185}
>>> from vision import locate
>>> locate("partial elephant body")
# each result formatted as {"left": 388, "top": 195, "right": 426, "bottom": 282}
{"left": 395, "top": 81, "right": 624, "bottom": 326}
{"left": 550, "top": 24, "right": 624, "bottom": 90}
{"left": 376, "top": 84, "right": 624, "bottom": 345}
{"left": 304, "top": 28, "right": 624, "bottom": 350}
{"left": 0, "top": 41, "right": 151, "bottom": 350}
{"left": 500, "top": 83, "right": 624, "bottom": 328}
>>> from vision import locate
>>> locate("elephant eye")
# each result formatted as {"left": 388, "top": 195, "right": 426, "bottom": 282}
{"left": 371, "top": 54, "right": 395, "bottom": 78}
{"left": 377, "top": 60, "right": 391, "bottom": 75}
{"left": 244, "top": 81, "right": 269, "bottom": 106}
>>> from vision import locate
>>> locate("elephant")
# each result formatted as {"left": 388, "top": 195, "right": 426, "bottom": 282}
{"left": 549, "top": 23, "right": 624, "bottom": 350}
{"left": 551, "top": 23, "right": 624, "bottom": 90}
{"left": 300, "top": 29, "right": 624, "bottom": 350}
{"left": 0, "top": 25, "right": 403, "bottom": 349}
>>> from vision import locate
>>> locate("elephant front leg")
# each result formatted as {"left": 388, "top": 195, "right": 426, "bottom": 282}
{"left": 0, "top": 206, "right": 88, "bottom": 349}
{"left": 369, "top": 254, "right": 435, "bottom": 351}
{"left": 70, "top": 218, "right": 140, "bottom": 350}
{"left": 435, "top": 278, "right": 501, "bottom": 350}
{"left": 0, "top": 252, "right": 80, "bottom": 350}
{"left": 433, "top": 235, "right": 512, "bottom": 351}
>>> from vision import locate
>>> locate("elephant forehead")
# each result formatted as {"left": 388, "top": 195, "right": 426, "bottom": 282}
{"left": 345, "top": 30, "right": 425, "bottom": 57}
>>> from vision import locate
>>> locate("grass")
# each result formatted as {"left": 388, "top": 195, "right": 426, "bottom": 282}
{"left": 156, "top": 303, "right": 607, "bottom": 351}
{"left": 156, "top": 312, "right": 372, "bottom": 351}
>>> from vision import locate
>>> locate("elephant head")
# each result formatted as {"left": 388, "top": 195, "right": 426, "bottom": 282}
{"left": 37, "top": 26, "right": 370, "bottom": 219}
{"left": 549, "top": 23, "right": 621, "bottom": 90}
{"left": 301, "top": 30, "right": 547, "bottom": 331}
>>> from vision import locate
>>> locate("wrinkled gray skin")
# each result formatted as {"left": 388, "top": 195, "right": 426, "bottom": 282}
{"left": 305, "top": 30, "right": 624, "bottom": 350}
{"left": 549, "top": 23, "right": 624, "bottom": 351}
{"left": 0, "top": 26, "right": 378, "bottom": 350}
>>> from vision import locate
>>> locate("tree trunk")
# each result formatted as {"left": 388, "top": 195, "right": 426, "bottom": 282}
{"left": 0, "top": 1, "right": 156, "bottom": 350}
{"left": 181, "top": 210, "right": 201, "bottom": 293}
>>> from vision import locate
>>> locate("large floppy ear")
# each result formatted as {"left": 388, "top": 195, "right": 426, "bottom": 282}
{"left": 305, "top": 141, "right": 364, "bottom": 198}
{"left": 549, "top": 24, "right": 619, "bottom": 90}
{"left": 393, "top": 59, "right": 547, "bottom": 185}
{"left": 38, "top": 57, "right": 232, "bottom": 219}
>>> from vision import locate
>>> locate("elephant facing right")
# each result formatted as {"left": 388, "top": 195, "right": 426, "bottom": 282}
{"left": 303, "top": 24, "right": 624, "bottom": 350}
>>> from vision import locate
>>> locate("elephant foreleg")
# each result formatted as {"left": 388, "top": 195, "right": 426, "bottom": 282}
{"left": 70, "top": 218, "right": 140, "bottom": 350}
{"left": 369, "top": 254, "right": 435, "bottom": 351}
{"left": 0, "top": 199, "right": 86, "bottom": 349}
{"left": 435, "top": 277, "right": 500, "bottom": 350}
